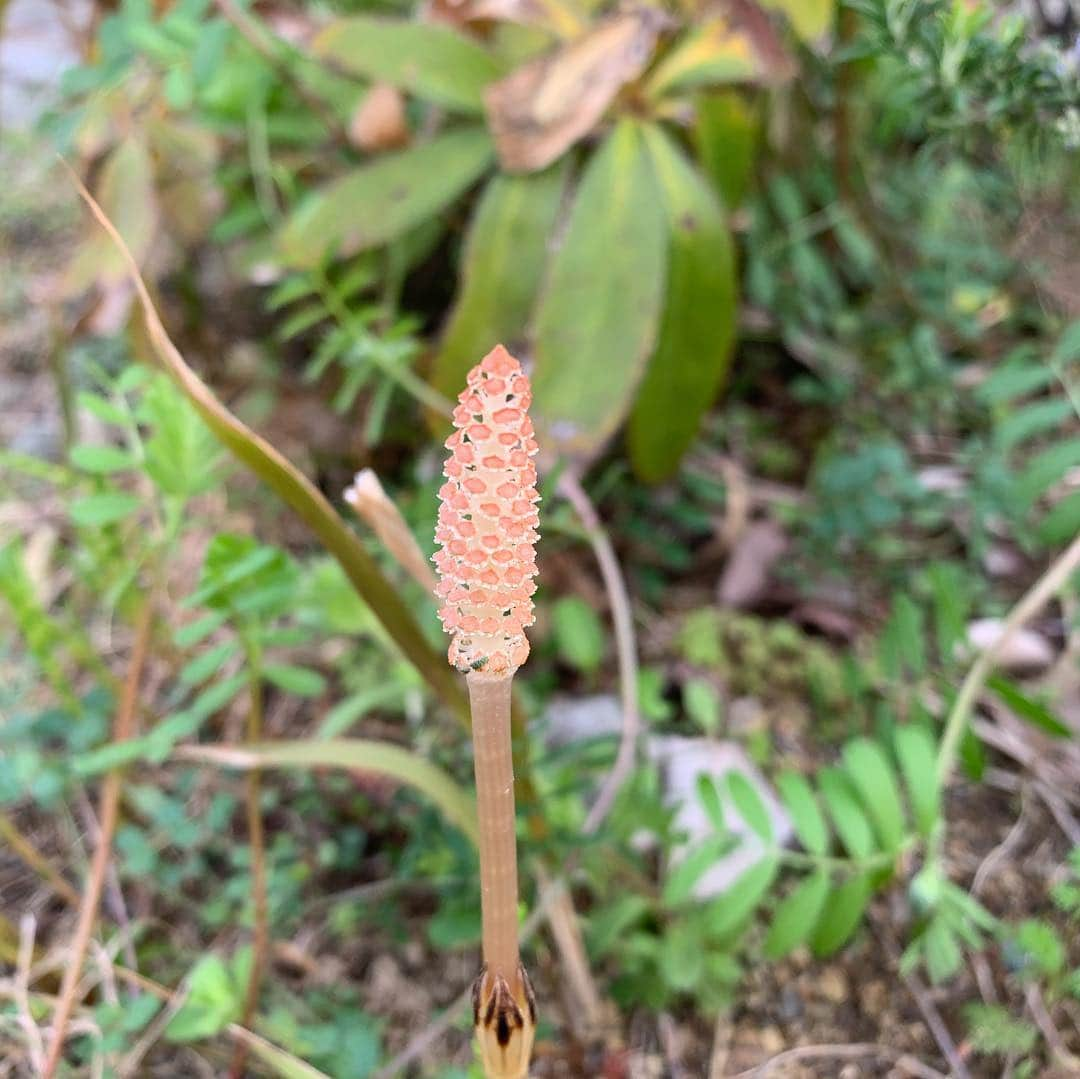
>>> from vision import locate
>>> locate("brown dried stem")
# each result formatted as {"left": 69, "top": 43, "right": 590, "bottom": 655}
{"left": 42, "top": 601, "right": 153, "bottom": 1078}
{"left": 0, "top": 813, "right": 80, "bottom": 908}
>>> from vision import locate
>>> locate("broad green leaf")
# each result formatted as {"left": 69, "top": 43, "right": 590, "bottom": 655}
{"left": 179, "top": 640, "right": 240, "bottom": 687}
{"left": 776, "top": 771, "right": 828, "bottom": 855}
{"left": 725, "top": 770, "right": 773, "bottom": 842}
{"left": 263, "top": 664, "right": 327, "bottom": 698}
{"left": 685, "top": 679, "right": 722, "bottom": 736}
{"left": 532, "top": 120, "right": 666, "bottom": 459}
{"left": 278, "top": 128, "right": 494, "bottom": 267}
{"left": 693, "top": 90, "right": 761, "bottom": 210}
{"left": 1052, "top": 320, "right": 1080, "bottom": 366}
{"left": 1020, "top": 437, "right": 1080, "bottom": 496}
{"left": 925, "top": 917, "right": 962, "bottom": 984}
{"left": 760, "top": 0, "right": 834, "bottom": 40}
{"left": 706, "top": 854, "right": 779, "bottom": 936}
{"left": 696, "top": 773, "right": 726, "bottom": 831}
{"left": 894, "top": 724, "right": 940, "bottom": 838}
{"left": 764, "top": 868, "right": 830, "bottom": 958}
{"left": 995, "top": 399, "right": 1072, "bottom": 452}
{"left": 431, "top": 164, "right": 568, "bottom": 415}
{"left": 818, "top": 767, "right": 875, "bottom": 859}
{"left": 70, "top": 492, "right": 141, "bottom": 527}
{"left": 69, "top": 444, "right": 137, "bottom": 474}
{"left": 629, "top": 124, "right": 737, "bottom": 482}
{"left": 986, "top": 674, "right": 1070, "bottom": 738}
{"left": 174, "top": 610, "right": 229, "bottom": 649}
{"left": 645, "top": 16, "right": 759, "bottom": 98}
{"left": 311, "top": 17, "right": 504, "bottom": 112}
{"left": 179, "top": 739, "right": 479, "bottom": 847}
{"left": 810, "top": 873, "right": 871, "bottom": 956}
{"left": 842, "top": 738, "right": 905, "bottom": 853}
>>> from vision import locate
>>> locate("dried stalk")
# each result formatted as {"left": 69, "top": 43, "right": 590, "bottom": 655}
{"left": 42, "top": 602, "right": 152, "bottom": 1078}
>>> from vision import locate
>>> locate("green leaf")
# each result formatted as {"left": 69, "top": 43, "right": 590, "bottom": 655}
{"left": 311, "top": 17, "right": 504, "bottom": 112}
{"left": 661, "top": 919, "right": 706, "bottom": 990}
{"left": 431, "top": 164, "right": 567, "bottom": 413}
{"left": 645, "top": 18, "right": 760, "bottom": 98}
{"left": 924, "top": 916, "right": 962, "bottom": 984}
{"left": 818, "top": 768, "right": 875, "bottom": 859}
{"left": 1052, "top": 319, "right": 1080, "bottom": 366}
{"left": 1013, "top": 919, "right": 1066, "bottom": 978}
{"left": 69, "top": 444, "right": 138, "bottom": 474}
{"left": 1039, "top": 491, "right": 1080, "bottom": 546}
{"left": 810, "top": 873, "right": 871, "bottom": 956}
{"left": 70, "top": 492, "right": 141, "bottom": 527}
{"left": 696, "top": 773, "right": 726, "bottom": 831}
{"left": 179, "top": 640, "right": 240, "bottom": 687}
{"left": 174, "top": 611, "right": 229, "bottom": 649}
{"left": 664, "top": 833, "right": 733, "bottom": 906}
{"left": 551, "top": 595, "right": 606, "bottom": 673}
{"left": 279, "top": 128, "right": 494, "bottom": 267}
{"left": 842, "top": 738, "right": 905, "bottom": 853}
{"left": 987, "top": 674, "right": 1070, "bottom": 738}
{"left": 764, "top": 868, "right": 830, "bottom": 958}
{"left": 685, "top": 678, "right": 722, "bottom": 736}
{"left": 995, "top": 399, "right": 1072, "bottom": 452}
{"left": 142, "top": 375, "right": 223, "bottom": 498}
{"left": 1020, "top": 437, "right": 1080, "bottom": 496}
{"left": 181, "top": 739, "right": 479, "bottom": 847}
{"left": 963, "top": 1002, "right": 1038, "bottom": 1056}
{"left": 693, "top": 90, "right": 761, "bottom": 210}
{"left": 532, "top": 120, "right": 667, "bottom": 459}
{"left": 894, "top": 724, "right": 940, "bottom": 838}
{"left": 706, "top": 854, "right": 779, "bottom": 936}
{"left": 628, "top": 124, "right": 737, "bottom": 483}
{"left": 878, "top": 592, "right": 926, "bottom": 680}
{"left": 263, "top": 664, "right": 327, "bottom": 698}
{"left": 165, "top": 954, "right": 241, "bottom": 1042}
{"left": 776, "top": 772, "right": 828, "bottom": 855}
{"left": 725, "top": 770, "right": 773, "bottom": 843}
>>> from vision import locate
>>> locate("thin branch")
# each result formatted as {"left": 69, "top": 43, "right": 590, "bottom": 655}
{"left": 937, "top": 531, "right": 1080, "bottom": 788}
{"left": 229, "top": 673, "right": 270, "bottom": 1079}
{"left": 42, "top": 602, "right": 153, "bottom": 1078}
{"left": 729, "top": 1042, "right": 948, "bottom": 1078}
{"left": 557, "top": 471, "right": 641, "bottom": 835}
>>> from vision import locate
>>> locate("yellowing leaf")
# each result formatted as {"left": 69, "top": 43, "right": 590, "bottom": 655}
{"left": 628, "top": 124, "right": 737, "bottom": 482}
{"left": 761, "top": 0, "right": 835, "bottom": 41}
{"left": 431, "top": 162, "right": 568, "bottom": 417}
{"left": 646, "top": 16, "right": 759, "bottom": 98}
{"left": 531, "top": 120, "right": 667, "bottom": 459}
{"left": 485, "top": 11, "right": 665, "bottom": 172}
{"left": 278, "top": 128, "right": 494, "bottom": 266}
{"left": 311, "top": 17, "right": 505, "bottom": 113}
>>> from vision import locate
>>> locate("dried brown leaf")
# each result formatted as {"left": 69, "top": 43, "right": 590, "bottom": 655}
{"left": 349, "top": 83, "right": 411, "bottom": 153}
{"left": 484, "top": 9, "right": 667, "bottom": 172}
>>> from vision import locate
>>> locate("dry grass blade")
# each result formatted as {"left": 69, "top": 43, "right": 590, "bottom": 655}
{"left": 63, "top": 161, "right": 470, "bottom": 728}
{"left": 42, "top": 602, "right": 153, "bottom": 1078}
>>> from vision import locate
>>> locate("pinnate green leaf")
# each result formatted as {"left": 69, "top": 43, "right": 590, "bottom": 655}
{"left": 776, "top": 771, "right": 828, "bottom": 855}
{"left": 764, "top": 868, "right": 830, "bottom": 958}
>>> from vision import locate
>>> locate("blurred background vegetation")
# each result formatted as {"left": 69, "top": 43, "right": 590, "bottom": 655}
{"left": 2, "top": 0, "right": 1080, "bottom": 1075}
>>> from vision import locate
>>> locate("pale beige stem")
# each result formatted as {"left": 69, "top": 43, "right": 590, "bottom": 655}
{"left": 468, "top": 671, "right": 520, "bottom": 981}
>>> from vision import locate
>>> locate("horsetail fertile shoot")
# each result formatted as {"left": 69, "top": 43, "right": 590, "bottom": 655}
{"left": 434, "top": 345, "right": 539, "bottom": 1079}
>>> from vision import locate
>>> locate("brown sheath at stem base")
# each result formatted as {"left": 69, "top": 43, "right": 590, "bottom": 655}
{"left": 473, "top": 962, "right": 537, "bottom": 1079}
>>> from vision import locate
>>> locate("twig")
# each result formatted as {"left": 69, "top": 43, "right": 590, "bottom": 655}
{"left": 229, "top": 675, "right": 270, "bottom": 1079}
{"left": 657, "top": 1012, "right": 687, "bottom": 1079}
{"left": 1025, "top": 982, "right": 1080, "bottom": 1070}
{"left": 707, "top": 1009, "right": 732, "bottom": 1079}
{"left": 971, "top": 786, "right": 1030, "bottom": 897}
{"left": 728, "top": 1042, "right": 948, "bottom": 1078}
{"left": 0, "top": 813, "right": 80, "bottom": 907}
{"left": 557, "top": 472, "right": 641, "bottom": 835}
{"left": 1034, "top": 781, "right": 1080, "bottom": 846}
{"left": 42, "top": 602, "right": 153, "bottom": 1078}
{"left": 16, "top": 916, "right": 45, "bottom": 1074}
{"left": 936, "top": 531, "right": 1080, "bottom": 790}
{"left": 899, "top": 966, "right": 971, "bottom": 1079}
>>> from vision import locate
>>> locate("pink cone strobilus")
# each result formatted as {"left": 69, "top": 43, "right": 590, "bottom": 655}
{"left": 434, "top": 344, "right": 539, "bottom": 1079}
